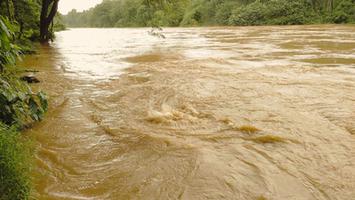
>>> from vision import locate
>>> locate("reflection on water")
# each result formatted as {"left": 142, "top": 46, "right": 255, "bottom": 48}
{"left": 23, "top": 25, "right": 355, "bottom": 200}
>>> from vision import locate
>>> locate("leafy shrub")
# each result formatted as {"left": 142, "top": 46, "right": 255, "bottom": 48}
{"left": 181, "top": 9, "right": 200, "bottom": 25}
{"left": 229, "top": 0, "right": 317, "bottom": 26}
{"left": 331, "top": 0, "right": 355, "bottom": 23}
{"left": 0, "top": 123, "right": 32, "bottom": 200}
{"left": 181, "top": 0, "right": 232, "bottom": 26}
{"left": 1, "top": 17, "right": 48, "bottom": 127}
{"left": 332, "top": 10, "right": 350, "bottom": 23}
{"left": 0, "top": 73, "right": 48, "bottom": 127}
{"left": 265, "top": 0, "right": 313, "bottom": 25}
{"left": 150, "top": 10, "right": 171, "bottom": 27}
{"left": 215, "top": 2, "right": 240, "bottom": 25}
{"left": 180, "top": 2, "right": 203, "bottom": 26}
{"left": 229, "top": 1, "right": 267, "bottom": 25}
{"left": 1, "top": 13, "right": 47, "bottom": 200}
{"left": 0, "top": 17, "right": 20, "bottom": 72}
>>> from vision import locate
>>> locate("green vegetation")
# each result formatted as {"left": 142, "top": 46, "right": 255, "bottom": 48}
{"left": 1, "top": 0, "right": 64, "bottom": 43}
{"left": 62, "top": 0, "right": 355, "bottom": 27}
{"left": 0, "top": 72, "right": 48, "bottom": 127}
{"left": 0, "top": 17, "right": 48, "bottom": 127}
{"left": 1, "top": 0, "right": 40, "bottom": 44}
{"left": 1, "top": 0, "right": 61, "bottom": 198}
{"left": 0, "top": 16, "right": 20, "bottom": 72}
{"left": 228, "top": 0, "right": 315, "bottom": 25}
{"left": 0, "top": 123, "right": 32, "bottom": 200}
{"left": 1, "top": 12, "right": 48, "bottom": 200}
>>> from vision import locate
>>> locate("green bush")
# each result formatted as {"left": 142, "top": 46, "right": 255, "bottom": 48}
{"left": 331, "top": 0, "right": 355, "bottom": 23}
{"left": 0, "top": 17, "right": 20, "bottom": 72}
{"left": 181, "top": 7, "right": 203, "bottom": 26}
{"left": 265, "top": 0, "right": 315, "bottom": 25}
{"left": 332, "top": 10, "right": 350, "bottom": 23}
{"left": 229, "top": 1, "right": 267, "bottom": 25}
{"left": 215, "top": 2, "right": 240, "bottom": 25}
{"left": 0, "top": 14, "right": 47, "bottom": 200}
{"left": 150, "top": 10, "right": 171, "bottom": 27}
{"left": 0, "top": 73, "right": 48, "bottom": 127}
{"left": 229, "top": 0, "right": 317, "bottom": 26}
{"left": 1, "top": 17, "right": 48, "bottom": 128}
{"left": 0, "top": 123, "right": 32, "bottom": 200}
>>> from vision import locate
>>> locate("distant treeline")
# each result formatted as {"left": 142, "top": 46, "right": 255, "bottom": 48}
{"left": 63, "top": 0, "right": 355, "bottom": 27}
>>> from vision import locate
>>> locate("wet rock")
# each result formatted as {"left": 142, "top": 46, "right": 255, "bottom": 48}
{"left": 21, "top": 74, "right": 40, "bottom": 83}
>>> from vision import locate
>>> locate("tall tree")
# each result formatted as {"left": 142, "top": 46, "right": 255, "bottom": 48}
{"left": 13, "top": 0, "right": 40, "bottom": 39}
{"left": 40, "top": 0, "right": 59, "bottom": 43}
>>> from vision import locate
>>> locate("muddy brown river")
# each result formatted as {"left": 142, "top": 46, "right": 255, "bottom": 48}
{"left": 22, "top": 25, "right": 355, "bottom": 200}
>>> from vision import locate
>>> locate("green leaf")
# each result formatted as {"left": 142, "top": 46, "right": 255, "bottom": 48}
{"left": 0, "top": 17, "right": 11, "bottom": 38}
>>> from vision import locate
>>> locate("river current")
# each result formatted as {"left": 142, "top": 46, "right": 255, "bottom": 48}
{"left": 23, "top": 26, "right": 355, "bottom": 200}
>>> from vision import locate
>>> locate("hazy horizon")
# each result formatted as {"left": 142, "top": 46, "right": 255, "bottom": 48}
{"left": 59, "top": 0, "right": 103, "bottom": 14}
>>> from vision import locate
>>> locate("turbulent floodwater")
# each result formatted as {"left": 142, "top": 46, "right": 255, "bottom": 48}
{"left": 22, "top": 26, "right": 355, "bottom": 200}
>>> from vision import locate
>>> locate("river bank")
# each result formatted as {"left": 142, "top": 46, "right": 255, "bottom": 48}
{"left": 0, "top": 16, "right": 49, "bottom": 199}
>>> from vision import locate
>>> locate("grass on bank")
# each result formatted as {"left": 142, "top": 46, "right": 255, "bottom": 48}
{"left": 0, "top": 123, "right": 32, "bottom": 200}
{"left": 0, "top": 69, "right": 46, "bottom": 200}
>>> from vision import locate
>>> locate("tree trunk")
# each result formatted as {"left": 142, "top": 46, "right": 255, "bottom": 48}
{"left": 18, "top": 22, "right": 23, "bottom": 39}
{"left": 328, "top": 0, "right": 334, "bottom": 13}
{"left": 40, "top": 0, "right": 59, "bottom": 44}
{"left": 5, "top": 0, "right": 14, "bottom": 21}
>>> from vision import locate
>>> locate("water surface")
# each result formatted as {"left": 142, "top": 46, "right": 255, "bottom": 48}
{"left": 23, "top": 25, "right": 355, "bottom": 200}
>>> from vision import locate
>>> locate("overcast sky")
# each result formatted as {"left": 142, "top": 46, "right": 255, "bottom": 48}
{"left": 59, "top": 0, "right": 103, "bottom": 14}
